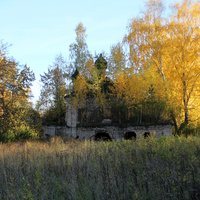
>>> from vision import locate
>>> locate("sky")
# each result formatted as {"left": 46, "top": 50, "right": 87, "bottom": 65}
{"left": 1, "top": 0, "right": 172, "bottom": 104}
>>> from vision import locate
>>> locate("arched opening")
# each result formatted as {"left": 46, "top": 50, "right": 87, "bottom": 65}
{"left": 75, "top": 136, "right": 79, "bottom": 140}
{"left": 143, "top": 132, "right": 151, "bottom": 138}
{"left": 124, "top": 131, "right": 137, "bottom": 140}
{"left": 45, "top": 134, "right": 51, "bottom": 141}
{"left": 95, "top": 132, "right": 112, "bottom": 141}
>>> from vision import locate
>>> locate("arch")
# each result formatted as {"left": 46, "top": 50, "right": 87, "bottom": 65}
{"left": 124, "top": 131, "right": 137, "bottom": 140}
{"left": 75, "top": 135, "right": 79, "bottom": 140}
{"left": 143, "top": 132, "right": 151, "bottom": 138}
{"left": 95, "top": 132, "right": 112, "bottom": 141}
{"left": 45, "top": 134, "right": 51, "bottom": 141}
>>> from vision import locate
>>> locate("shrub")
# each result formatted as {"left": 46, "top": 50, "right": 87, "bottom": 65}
{"left": 182, "top": 124, "right": 200, "bottom": 137}
{"left": 0, "top": 124, "right": 39, "bottom": 143}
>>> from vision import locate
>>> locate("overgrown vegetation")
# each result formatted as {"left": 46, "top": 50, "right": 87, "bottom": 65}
{"left": 1, "top": 0, "right": 200, "bottom": 141}
{"left": 36, "top": 0, "right": 200, "bottom": 134}
{"left": 0, "top": 136, "right": 200, "bottom": 200}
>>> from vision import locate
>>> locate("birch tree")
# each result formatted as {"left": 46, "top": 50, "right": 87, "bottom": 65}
{"left": 69, "top": 22, "right": 92, "bottom": 76}
{"left": 124, "top": 0, "right": 200, "bottom": 133}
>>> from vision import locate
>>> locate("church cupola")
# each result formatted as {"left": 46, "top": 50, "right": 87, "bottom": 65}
{"left": 94, "top": 54, "right": 107, "bottom": 78}
{"left": 71, "top": 68, "right": 79, "bottom": 80}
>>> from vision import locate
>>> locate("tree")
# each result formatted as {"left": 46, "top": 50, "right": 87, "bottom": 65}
{"left": 124, "top": 0, "right": 200, "bottom": 133}
{"left": 164, "top": 0, "right": 200, "bottom": 131}
{"left": 0, "top": 41, "right": 36, "bottom": 141}
{"left": 69, "top": 22, "right": 92, "bottom": 76}
{"left": 24, "top": 104, "right": 43, "bottom": 137}
{"left": 108, "top": 42, "right": 127, "bottom": 78}
{"left": 37, "top": 54, "right": 67, "bottom": 125}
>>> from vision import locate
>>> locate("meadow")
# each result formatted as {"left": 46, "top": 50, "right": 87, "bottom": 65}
{"left": 0, "top": 136, "right": 200, "bottom": 200}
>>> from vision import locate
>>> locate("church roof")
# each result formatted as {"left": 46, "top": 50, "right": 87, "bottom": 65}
{"left": 94, "top": 54, "right": 107, "bottom": 70}
{"left": 71, "top": 68, "right": 79, "bottom": 79}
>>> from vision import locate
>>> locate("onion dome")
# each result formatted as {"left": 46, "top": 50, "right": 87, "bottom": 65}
{"left": 94, "top": 54, "right": 107, "bottom": 71}
{"left": 71, "top": 68, "right": 79, "bottom": 79}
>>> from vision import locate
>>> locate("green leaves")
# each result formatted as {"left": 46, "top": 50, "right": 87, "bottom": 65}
{"left": 69, "top": 23, "right": 92, "bottom": 75}
{"left": 37, "top": 54, "right": 67, "bottom": 125}
{"left": 0, "top": 42, "right": 35, "bottom": 141}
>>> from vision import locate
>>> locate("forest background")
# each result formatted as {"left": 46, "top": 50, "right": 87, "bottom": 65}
{"left": 1, "top": 0, "right": 200, "bottom": 142}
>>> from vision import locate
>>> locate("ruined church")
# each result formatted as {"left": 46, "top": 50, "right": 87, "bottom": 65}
{"left": 44, "top": 54, "right": 172, "bottom": 140}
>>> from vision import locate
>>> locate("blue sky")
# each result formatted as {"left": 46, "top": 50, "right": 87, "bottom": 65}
{"left": 1, "top": 0, "right": 173, "bottom": 104}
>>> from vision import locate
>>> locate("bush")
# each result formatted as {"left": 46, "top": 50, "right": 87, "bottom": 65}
{"left": 182, "top": 124, "right": 200, "bottom": 137}
{"left": 0, "top": 124, "right": 39, "bottom": 143}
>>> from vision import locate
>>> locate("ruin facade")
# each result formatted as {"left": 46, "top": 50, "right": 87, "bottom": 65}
{"left": 44, "top": 54, "right": 173, "bottom": 140}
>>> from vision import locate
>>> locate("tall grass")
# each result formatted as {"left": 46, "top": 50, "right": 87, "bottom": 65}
{"left": 0, "top": 136, "right": 200, "bottom": 200}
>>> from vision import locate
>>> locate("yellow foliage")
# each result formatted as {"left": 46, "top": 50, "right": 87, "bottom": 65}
{"left": 72, "top": 74, "right": 88, "bottom": 106}
{"left": 124, "top": 0, "right": 200, "bottom": 127}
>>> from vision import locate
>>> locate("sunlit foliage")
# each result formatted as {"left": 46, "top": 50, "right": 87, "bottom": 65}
{"left": 0, "top": 41, "right": 37, "bottom": 142}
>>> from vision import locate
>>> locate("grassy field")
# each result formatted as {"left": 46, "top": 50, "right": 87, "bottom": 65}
{"left": 0, "top": 136, "right": 200, "bottom": 200}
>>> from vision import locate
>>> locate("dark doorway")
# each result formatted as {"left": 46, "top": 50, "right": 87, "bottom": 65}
{"left": 45, "top": 134, "right": 51, "bottom": 141}
{"left": 124, "top": 131, "right": 137, "bottom": 140}
{"left": 143, "top": 132, "right": 151, "bottom": 138}
{"left": 95, "top": 132, "right": 112, "bottom": 141}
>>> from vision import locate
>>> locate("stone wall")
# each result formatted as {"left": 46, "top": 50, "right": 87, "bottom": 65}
{"left": 65, "top": 104, "right": 77, "bottom": 128}
{"left": 44, "top": 126, "right": 67, "bottom": 138}
{"left": 44, "top": 125, "right": 173, "bottom": 140}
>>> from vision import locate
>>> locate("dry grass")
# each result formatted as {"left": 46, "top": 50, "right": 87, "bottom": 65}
{"left": 0, "top": 136, "right": 200, "bottom": 200}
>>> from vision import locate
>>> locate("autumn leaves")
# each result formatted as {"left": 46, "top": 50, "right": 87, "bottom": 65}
{"left": 72, "top": 0, "right": 200, "bottom": 133}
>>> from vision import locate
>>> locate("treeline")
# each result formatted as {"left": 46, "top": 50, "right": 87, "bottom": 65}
{"left": 1, "top": 0, "right": 200, "bottom": 142}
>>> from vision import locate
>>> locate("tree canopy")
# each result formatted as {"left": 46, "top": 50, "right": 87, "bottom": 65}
{"left": 70, "top": 0, "right": 200, "bottom": 134}
{"left": 123, "top": 0, "right": 200, "bottom": 133}
{"left": 36, "top": 54, "right": 67, "bottom": 125}
{"left": 0, "top": 41, "right": 38, "bottom": 142}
